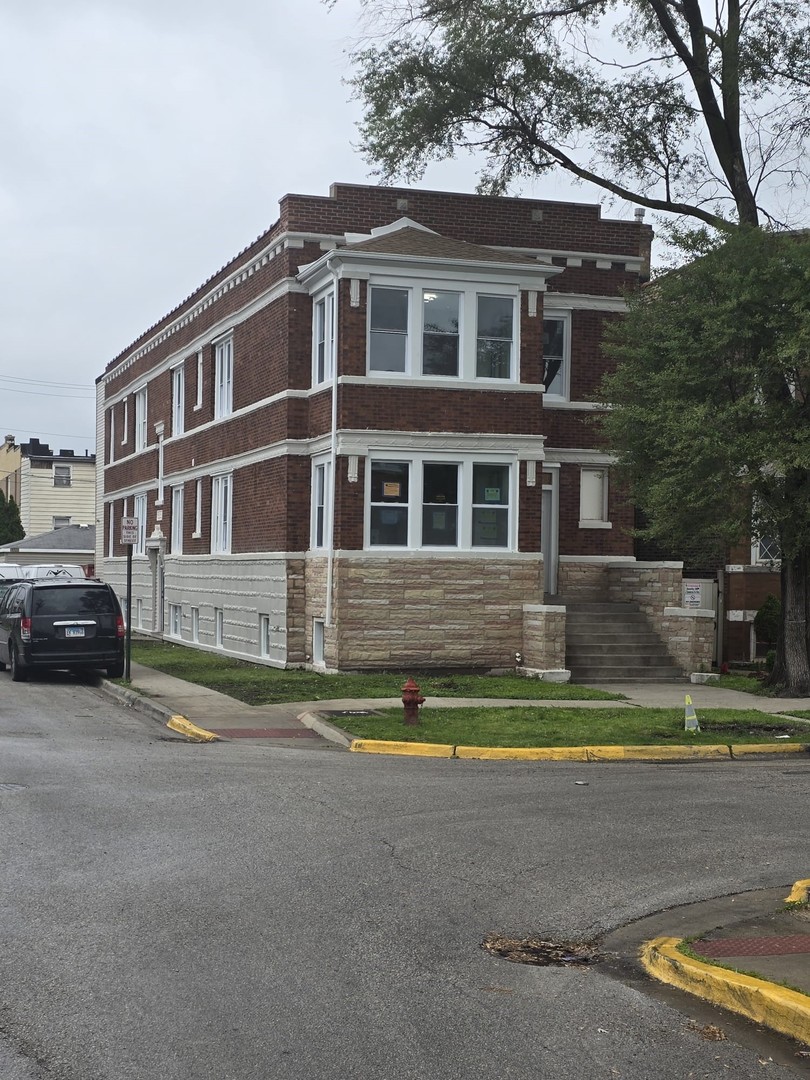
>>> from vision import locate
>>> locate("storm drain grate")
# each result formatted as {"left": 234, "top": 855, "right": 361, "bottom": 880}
{"left": 481, "top": 934, "right": 599, "bottom": 967}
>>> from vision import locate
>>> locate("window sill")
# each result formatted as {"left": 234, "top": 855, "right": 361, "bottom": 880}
{"left": 578, "top": 520, "right": 612, "bottom": 530}
{"left": 191, "top": 532, "right": 201, "bottom": 539}
{"left": 193, "top": 404, "right": 203, "bottom": 412}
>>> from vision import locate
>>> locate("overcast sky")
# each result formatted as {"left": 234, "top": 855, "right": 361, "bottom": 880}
{"left": 0, "top": 0, "right": 624, "bottom": 457}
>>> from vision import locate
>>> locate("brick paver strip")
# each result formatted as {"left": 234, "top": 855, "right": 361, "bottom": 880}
{"left": 696, "top": 935, "right": 810, "bottom": 957}
{"left": 209, "top": 728, "right": 321, "bottom": 739}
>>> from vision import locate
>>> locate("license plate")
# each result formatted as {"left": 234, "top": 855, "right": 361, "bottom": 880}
{"left": 65, "top": 626, "right": 85, "bottom": 638}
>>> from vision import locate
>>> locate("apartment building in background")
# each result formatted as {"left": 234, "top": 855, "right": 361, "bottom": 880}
{"left": 1, "top": 436, "right": 96, "bottom": 537}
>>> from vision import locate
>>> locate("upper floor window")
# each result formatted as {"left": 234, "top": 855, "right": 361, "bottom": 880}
{"left": 53, "top": 464, "right": 71, "bottom": 488}
{"left": 754, "top": 535, "right": 780, "bottom": 563}
{"left": 476, "top": 296, "right": 514, "bottom": 379}
{"left": 122, "top": 397, "right": 129, "bottom": 444}
{"left": 108, "top": 408, "right": 115, "bottom": 464}
{"left": 135, "top": 387, "right": 148, "bottom": 451}
{"left": 211, "top": 473, "right": 232, "bottom": 554}
{"left": 215, "top": 337, "right": 233, "bottom": 419}
{"left": 53, "top": 515, "right": 71, "bottom": 529}
{"left": 313, "top": 293, "right": 335, "bottom": 385}
{"left": 543, "top": 312, "right": 571, "bottom": 400}
{"left": 368, "top": 283, "right": 516, "bottom": 381}
{"left": 195, "top": 349, "right": 204, "bottom": 410}
{"left": 172, "top": 365, "right": 185, "bottom": 436}
{"left": 368, "top": 456, "right": 513, "bottom": 550}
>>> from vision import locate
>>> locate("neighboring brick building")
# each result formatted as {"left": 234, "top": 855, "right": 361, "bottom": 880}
{"left": 96, "top": 181, "right": 712, "bottom": 674}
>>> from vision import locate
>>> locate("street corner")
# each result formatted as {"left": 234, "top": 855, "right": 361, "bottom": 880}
{"left": 640, "top": 936, "right": 810, "bottom": 1047}
{"left": 166, "top": 715, "right": 220, "bottom": 743}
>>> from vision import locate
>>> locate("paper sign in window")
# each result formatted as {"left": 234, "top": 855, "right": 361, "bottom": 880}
{"left": 484, "top": 487, "right": 501, "bottom": 501}
{"left": 383, "top": 482, "right": 401, "bottom": 497}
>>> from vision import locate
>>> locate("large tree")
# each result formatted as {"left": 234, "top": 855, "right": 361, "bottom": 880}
{"left": 600, "top": 227, "right": 810, "bottom": 694}
{"left": 0, "top": 491, "right": 24, "bottom": 547}
{"left": 339, "top": 0, "right": 810, "bottom": 229}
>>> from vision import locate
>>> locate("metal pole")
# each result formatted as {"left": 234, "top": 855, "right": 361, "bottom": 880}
{"left": 125, "top": 543, "right": 133, "bottom": 681}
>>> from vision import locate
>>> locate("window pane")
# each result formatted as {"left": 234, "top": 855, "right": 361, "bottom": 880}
{"left": 473, "top": 464, "right": 509, "bottom": 505}
{"left": 423, "top": 291, "right": 459, "bottom": 334}
{"left": 543, "top": 317, "right": 566, "bottom": 394}
{"left": 371, "top": 288, "right": 408, "bottom": 332}
{"left": 370, "top": 330, "right": 407, "bottom": 372}
{"left": 423, "top": 334, "right": 459, "bottom": 376}
{"left": 370, "top": 506, "right": 408, "bottom": 545}
{"left": 477, "top": 296, "right": 513, "bottom": 338}
{"left": 476, "top": 339, "right": 511, "bottom": 379}
{"left": 422, "top": 463, "right": 458, "bottom": 546}
{"left": 423, "top": 291, "right": 460, "bottom": 375}
{"left": 472, "top": 507, "right": 508, "bottom": 547}
{"left": 370, "top": 461, "right": 409, "bottom": 503}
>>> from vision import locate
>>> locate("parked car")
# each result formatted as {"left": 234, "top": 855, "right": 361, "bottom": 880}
{"left": 0, "top": 579, "right": 125, "bottom": 681}
{"left": 0, "top": 564, "right": 25, "bottom": 579}
{"left": 0, "top": 578, "right": 25, "bottom": 605}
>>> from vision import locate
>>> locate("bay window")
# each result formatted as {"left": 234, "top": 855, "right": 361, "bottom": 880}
{"left": 369, "top": 287, "right": 409, "bottom": 372}
{"left": 422, "top": 291, "right": 460, "bottom": 376}
{"left": 368, "top": 456, "right": 514, "bottom": 550}
{"left": 313, "top": 292, "right": 335, "bottom": 384}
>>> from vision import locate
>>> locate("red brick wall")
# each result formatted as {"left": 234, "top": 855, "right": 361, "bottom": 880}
{"left": 556, "top": 463, "right": 634, "bottom": 556}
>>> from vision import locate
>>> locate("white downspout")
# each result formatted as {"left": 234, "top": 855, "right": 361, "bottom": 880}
{"left": 325, "top": 260, "right": 340, "bottom": 628}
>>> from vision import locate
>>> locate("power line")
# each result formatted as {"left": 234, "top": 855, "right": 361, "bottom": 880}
{"left": 0, "top": 428, "right": 94, "bottom": 441}
{"left": 0, "top": 374, "right": 93, "bottom": 390}
{"left": 0, "top": 386, "right": 94, "bottom": 399}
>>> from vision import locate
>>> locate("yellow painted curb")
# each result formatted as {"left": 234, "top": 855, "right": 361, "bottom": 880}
{"left": 731, "top": 743, "right": 808, "bottom": 757}
{"left": 166, "top": 715, "right": 220, "bottom": 743}
{"left": 641, "top": 936, "right": 810, "bottom": 1045}
{"left": 455, "top": 744, "right": 730, "bottom": 762}
{"left": 349, "top": 739, "right": 455, "bottom": 758}
{"left": 786, "top": 879, "right": 810, "bottom": 904}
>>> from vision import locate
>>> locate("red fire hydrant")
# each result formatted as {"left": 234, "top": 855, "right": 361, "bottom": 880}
{"left": 402, "top": 676, "right": 425, "bottom": 725}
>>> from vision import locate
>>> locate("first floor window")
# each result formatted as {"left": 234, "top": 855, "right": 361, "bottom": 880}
{"left": 211, "top": 474, "right": 232, "bottom": 553}
{"left": 311, "top": 460, "right": 331, "bottom": 549}
{"left": 369, "top": 456, "right": 513, "bottom": 550}
{"left": 579, "top": 467, "right": 609, "bottom": 525}
{"left": 476, "top": 295, "right": 513, "bottom": 379}
{"left": 191, "top": 607, "right": 200, "bottom": 642}
{"left": 214, "top": 608, "right": 224, "bottom": 647}
{"left": 312, "top": 619, "right": 325, "bottom": 666}
{"left": 133, "top": 493, "right": 147, "bottom": 555}
{"left": 370, "top": 461, "right": 410, "bottom": 546}
{"left": 194, "top": 478, "right": 202, "bottom": 537}
{"left": 168, "top": 603, "right": 182, "bottom": 638}
{"left": 260, "top": 615, "right": 271, "bottom": 658}
{"left": 171, "top": 485, "right": 184, "bottom": 553}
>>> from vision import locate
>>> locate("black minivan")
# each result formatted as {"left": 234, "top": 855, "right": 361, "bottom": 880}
{"left": 0, "top": 580, "right": 125, "bottom": 681}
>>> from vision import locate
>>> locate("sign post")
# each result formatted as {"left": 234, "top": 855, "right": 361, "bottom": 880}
{"left": 120, "top": 517, "right": 139, "bottom": 680}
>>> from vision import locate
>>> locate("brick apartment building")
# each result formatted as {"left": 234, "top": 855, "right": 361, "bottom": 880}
{"left": 95, "top": 182, "right": 716, "bottom": 676}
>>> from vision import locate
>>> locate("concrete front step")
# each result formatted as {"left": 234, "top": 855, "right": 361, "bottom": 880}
{"left": 564, "top": 599, "right": 684, "bottom": 682}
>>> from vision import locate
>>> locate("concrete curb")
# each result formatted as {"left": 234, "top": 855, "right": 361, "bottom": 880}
{"left": 97, "top": 680, "right": 219, "bottom": 743}
{"left": 786, "top": 879, "right": 810, "bottom": 905}
{"left": 640, "top": 935, "right": 810, "bottom": 1046}
{"left": 166, "top": 715, "right": 220, "bottom": 743}
{"left": 346, "top": 739, "right": 809, "bottom": 761}
{"left": 297, "top": 711, "right": 355, "bottom": 748}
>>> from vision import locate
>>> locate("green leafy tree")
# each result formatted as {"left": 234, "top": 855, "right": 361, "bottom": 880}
{"left": 0, "top": 491, "right": 24, "bottom": 547}
{"left": 338, "top": 0, "right": 810, "bottom": 229}
{"left": 600, "top": 227, "right": 810, "bottom": 694}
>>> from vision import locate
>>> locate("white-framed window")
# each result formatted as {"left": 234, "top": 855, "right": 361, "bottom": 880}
{"left": 195, "top": 349, "right": 204, "bottom": 410}
{"left": 367, "top": 455, "right": 514, "bottom": 550}
{"left": 53, "top": 464, "right": 71, "bottom": 488}
{"left": 190, "top": 607, "right": 200, "bottom": 642}
{"left": 135, "top": 387, "right": 148, "bottom": 451}
{"left": 168, "top": 603, "right": 182, "bottom": 638}
{"left": 211, "top": 473, "right": 232, "bottom": 554}
{"left": 214, "top": 607, "right": 224, "bottom": 647}
{"left": 312, "top": 618, "right": 325, "bottom": 666}
{"left": 52, "top": 515, "right": 71, "bottom": 529}
{"left": 753, "top": 535, "right": 780, "bottom": 564}
{"left": 579, "top": 467, "right": 610, "bottom": 528}
{"left": 367, "top": 281, "right": 517, "bottom": 381}
{"left": 133, "top": 492, "right": 147, "bottom": 554}
{"left": 543, "top": 311, "right": 571, "bottom": 400}
{"left": 193, "top": 478, "right": 202, "bottom": 537}
{"left": 214, "top": 336, "right": 233, "bottom": 419}
{"left": 313, "top": 291, "right": 335, "bottom": 385}
{"left": 107, "top": 504, "right": 114, "bottom": 558}
{"left": 311, "top": 459, "right": 331, "bottom": 549}
{"left": 260, "top": 615, "right": 272, "bottom": 658}
{"left": 134, "top": 597, "right": 143, "bottom": 629}
{"left": 121, "top": 397, "right": 129, "bottom": 444}
{"left": 171, "top": 365, "right": 185, "bottom": 436}
{"left": 171, "top": 485, "right": 183, "bottom": 554}
{"left": 108, "top": 408, "right": 115, "bottom": 464}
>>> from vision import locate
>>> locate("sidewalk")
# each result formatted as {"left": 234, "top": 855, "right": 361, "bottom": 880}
{"left": 637, "top": 882, "right": 810, "bottom": 1048}
{"left": 103, "top": 664, "right": 810, "bottom": 749}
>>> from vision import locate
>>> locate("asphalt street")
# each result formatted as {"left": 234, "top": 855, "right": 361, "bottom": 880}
{"left": 1, "top": 673, "right": 808, "bottom": 1079}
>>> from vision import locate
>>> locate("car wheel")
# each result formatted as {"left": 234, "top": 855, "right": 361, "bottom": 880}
{"left": 9, "top": 643, "right": 27, "bottom": 682}
{"left": 106, "top": 660, "right": 125, "bottom": 679}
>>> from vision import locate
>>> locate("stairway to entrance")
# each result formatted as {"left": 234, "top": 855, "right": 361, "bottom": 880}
{"left": 564, "top": 601, "right": 685, "bottom": 683}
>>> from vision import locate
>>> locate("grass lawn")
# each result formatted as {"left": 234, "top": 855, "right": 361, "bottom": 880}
{"left": 129, "top": 639, "right": 622, "bottom": 706}
{"left": 342, "top": 707, "right": 810, "bottom": 747}
{"left": 708, "top": 673, "right": 774, "bottom": 695}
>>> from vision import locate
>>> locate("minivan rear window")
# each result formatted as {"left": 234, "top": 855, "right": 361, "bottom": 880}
{"left": 32, "top": 587, "right": 115, "bottom": 616}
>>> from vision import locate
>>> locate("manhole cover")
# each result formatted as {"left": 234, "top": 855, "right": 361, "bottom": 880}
{"left": 481, "top": 934, "right": 599, "bottom": 967}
